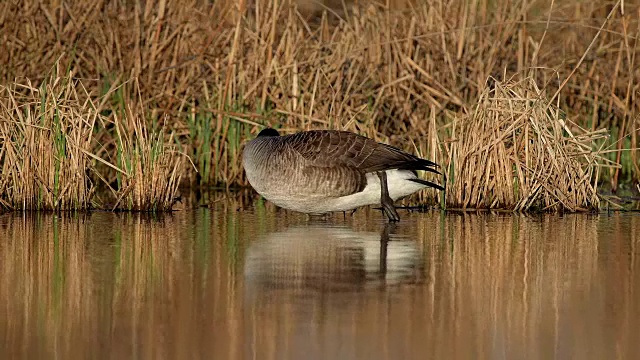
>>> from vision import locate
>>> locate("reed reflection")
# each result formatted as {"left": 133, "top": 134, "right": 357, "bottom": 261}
{"left": 242, "top": 213, "right": 640, "bottom": 360}
{"left": 0, "top": 210, "right": 639, "bottom": 360}
{"left": 0, "top": 211, "right": 244, "bottom": 360}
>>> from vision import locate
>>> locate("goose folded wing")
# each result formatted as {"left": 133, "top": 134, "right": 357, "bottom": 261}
{"left": 288, "top": 131, "right": 441, "bottom": 175}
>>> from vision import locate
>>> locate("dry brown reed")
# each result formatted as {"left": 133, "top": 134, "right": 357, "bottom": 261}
{"left": 2, "top": 0, "right": 639, "bottom": 211}
{"left": 0, "top": 69, "right": 97, "bottom": 210}
{"left": 445, "top": 76, "right": 611, "bottom": 211}
{"left": 109, "top": 106, "right": 187, "bottom": 211}
{"left": 0, "top": 72, "right": 189, "bottom": 211}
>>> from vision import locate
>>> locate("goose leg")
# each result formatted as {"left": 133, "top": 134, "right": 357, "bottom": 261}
{"left": 377, "top": 171, "right": 400, "bottom": 222}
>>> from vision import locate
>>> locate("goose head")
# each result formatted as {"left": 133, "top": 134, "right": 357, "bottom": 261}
{"left": 258, "top": 128, "right": 280, "bottom": 137}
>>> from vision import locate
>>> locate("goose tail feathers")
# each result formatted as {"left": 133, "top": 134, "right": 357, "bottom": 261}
{"left": 407, "top": 178, "right": 445, "bottom": 191}
{"left": 397, "top": 158, "right": 442, "bottom": 175}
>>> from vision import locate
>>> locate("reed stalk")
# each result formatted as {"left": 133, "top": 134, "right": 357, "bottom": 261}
{"left": 0, "top": 70, "right": 97, "bottom": 210}
{"left": 444, "top": 76, "right": 612, "bottom": 211}
{"left": 110, "top": 107, "right": 187, "bottom": 211}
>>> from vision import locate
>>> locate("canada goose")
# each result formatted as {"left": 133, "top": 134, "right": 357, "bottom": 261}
{"left": 242, "top": 128, "right": 444, "bottom": 221}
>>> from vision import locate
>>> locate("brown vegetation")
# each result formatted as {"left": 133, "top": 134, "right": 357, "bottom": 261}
{"left": 445, "top": 77, "right": 610, "bottom": 211}
{"left": 0, "top": 72, "right": 186, "bottom": 211}
{"left": 107, "top": 105, "right": 187, "bottom": 211}
{"left": 1, "top": 0, "right": 639, "bottom": 211}
{"left": 0, "top": 68, "right": 97, "bottom": 210}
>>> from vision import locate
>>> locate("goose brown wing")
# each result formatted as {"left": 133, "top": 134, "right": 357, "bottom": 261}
{"left": 286, "top": 130, "right": 441, "bottom": 175}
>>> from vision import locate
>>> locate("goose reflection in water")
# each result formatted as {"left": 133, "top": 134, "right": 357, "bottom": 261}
{"left": 243, "top": 223, "right": 424, "bottom": 293}
{"left": 243, "top": 223, "right": 427, "bottom": 360}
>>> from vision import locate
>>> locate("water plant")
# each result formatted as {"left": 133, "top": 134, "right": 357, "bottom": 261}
{"left": 110, "top": 106, "right": 187, "bottom": 211}
{"left": 0, "top": 71, "right": 97, "bottom": 210}
{"left": 445, "top": 76, "right": 611, "bottom": 211}
{"left": 0, "top": 73, "right": 190, "bottom": 212}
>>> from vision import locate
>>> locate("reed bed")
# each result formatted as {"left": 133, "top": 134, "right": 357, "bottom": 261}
{"left": 109, "top": 107, "right": 187, "bottom": 211}
{"left": 0, "top": 73, "right": 188, "bottom": 211}
{"left": 0, "top": 70, "right": 97, "bottom": 210}
{"left": 1, "top": 0, "right": 639, "bottom": 211}
{"left": 445, "top": 76, "right": 611, "bottom": 211}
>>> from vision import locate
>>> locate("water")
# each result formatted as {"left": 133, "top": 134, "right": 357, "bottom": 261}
{"left": 0, "top": 206, "right": 639, "bottom": 359}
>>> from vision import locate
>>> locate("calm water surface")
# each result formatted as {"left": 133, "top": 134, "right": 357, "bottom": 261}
{"left": 0, "top": 204, "right": 639, "bottom": 360}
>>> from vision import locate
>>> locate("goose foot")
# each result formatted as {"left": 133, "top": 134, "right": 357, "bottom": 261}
{"left": 377, "top": 171, "right": 400, "bottom": 222}
{"left": 343, "top": 209, "right": 358, "bottom": 219}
